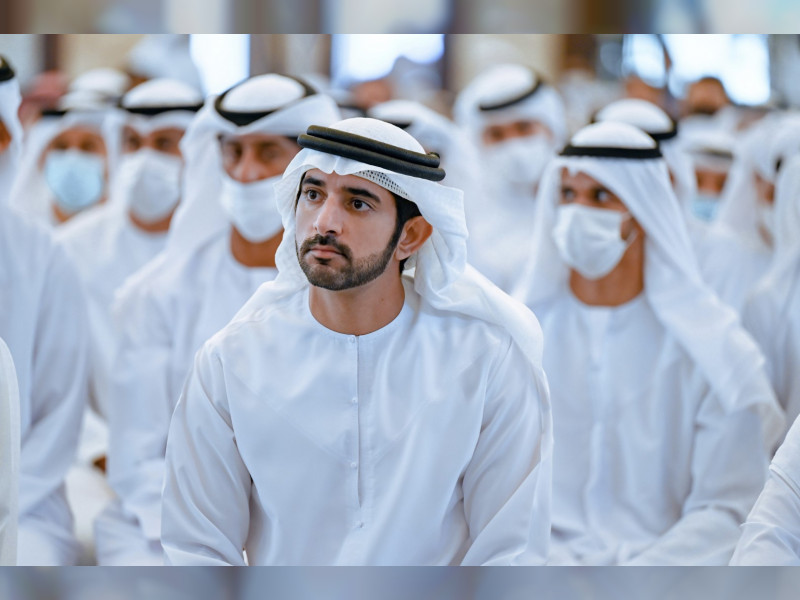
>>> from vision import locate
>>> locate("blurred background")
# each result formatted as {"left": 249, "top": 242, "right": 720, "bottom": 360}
{"left": 3, "top": 0, "right": 800, "bottom": 33}
{"left": 3, "top": 33, "right": 800, "bottom": 131}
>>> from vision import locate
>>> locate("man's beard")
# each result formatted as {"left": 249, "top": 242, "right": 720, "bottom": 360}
{"left": 296, "top": 230, "right": 400, "bottom": 291}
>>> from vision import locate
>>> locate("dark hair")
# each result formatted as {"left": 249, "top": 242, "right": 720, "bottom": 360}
{"left": 390, "top": 192, "right": 422, "bottom": 273}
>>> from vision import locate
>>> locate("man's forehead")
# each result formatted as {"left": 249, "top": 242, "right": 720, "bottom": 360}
{"left": 560, "top": 167, "right": 605, "bottom": 187}
{"left": 53, "top": 125, "right": 103, "bottom": 138}
{"left": 219, "top": 131, "right": 294, "bottom": 145}
{"left": 124, "top": 124, "right": 184, "bottom": 136}
{"left": 302, "top": 168, "right": 390, "bottom": 194}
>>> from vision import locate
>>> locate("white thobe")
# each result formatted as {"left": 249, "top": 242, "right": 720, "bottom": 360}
{"left": 730, "top": 414, "right": 800, "bottom": 565}
{"left": 692, "top": 223, "right": 771, "bottom": 312}
{"left": 0, "top": 337, "right": 19, "bottom": 565}
{"left": 161, "top": 279, "right": 550, "bottom": 565}
{"left": 0, "top": 206, "right": 89, "bottom": 565}
{"left": 742, "top": 266, "right": 800, "bottom": 432}
{"left": 95, "top": 233, "right": 276, "bottom": 565}
{"left": 56, "top": 203, "right": 168, "bottom": 563}
{"left": 465, "top": 181, "right": 539, "bottom": 294}
{"left": 533, "top": 291, "right": 771, "bottom": 565}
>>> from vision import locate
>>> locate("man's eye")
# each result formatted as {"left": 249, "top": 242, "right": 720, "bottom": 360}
{"left": 595, "top": 189, "right": 610, "bottom": 202}
{"left": 561, "top": 188, "right": 574, "bottom": 201}
{"left": 304, "top": 189, "right": 319, "bottom": 201}
{"left": 352, "top": 199, "right": 371, "bottom": 211}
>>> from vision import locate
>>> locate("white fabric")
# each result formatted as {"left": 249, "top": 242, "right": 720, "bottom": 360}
{"left": 713, "top": 112, "right": 791, "bottom": 249}
{"left": 96, "top": 234, "right": 276, "bottom": 565}
{"left": 68, "top": 68, "right": 131, "bottom": 102}
{"left": 537, "top": 293, "right": 771, "bottom": 565}
{"left": 161, "top": 117, "right": 552, "bottom": 565}
{"left": 0, "top": 73, "right": 23, "bottom": 204}
{"left": 57, "top": 205, "right": 169, "bottom": 420}
{"left": 0, "top": 204, "right": 89, "bottom": 565}
{"left": 731, "top": 414, "right": 800, "bottom": 565}
{"left": 741, "top": 155, "right": 800, "bottom": 429}
{"left": 516, "top": 121, "right": 784, "bottom": 445}
{"left": 0, "top": 337, "right": 19, "bottom": 565}
{"left": 163, "top": 278, "right": 549, "bottom": 565}
{"left": 453, "top": 64, "right": 567, "bottom": 293}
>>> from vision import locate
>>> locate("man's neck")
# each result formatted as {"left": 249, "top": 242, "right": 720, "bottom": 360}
{"left": 569, "top": 237, "right": 645, "bottom": 307}
{"left": 308, "top": 271, "right": 406, "bottom": 336}
{"left": 129, "top": 209, "right": 173, "bottom": 233}
{"left": 230, "top": 227, "right": 281, "bottom": 268}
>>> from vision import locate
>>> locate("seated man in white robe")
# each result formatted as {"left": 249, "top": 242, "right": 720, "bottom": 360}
{"left": 0, "top": 336, "right": 20, "bottom": 566}
{"left": 516, "top": 121, "right": 784, "bottom": 565}
{"left": 95, "top": 74, "right": 340, "bottom": 566}
{"left": 731, "top": 414, "right": 800, "bottom": 565}
{"left": 55, "top": 78, "right": 203, "bottom": 563}
{"left": 161, "top": 117, "right": 553, "bottom": 566}
{"left": 0, "top": 57, "right": 90, "bottom": 565}
{"left": 741, "top": 154, "right": 800, "bottom": 432}
{"left": 453, "top": 64, "right": 567, "bottom": 293}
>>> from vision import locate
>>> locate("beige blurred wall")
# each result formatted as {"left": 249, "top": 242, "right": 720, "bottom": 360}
{"left": 59, "top": 34, "right": 144, "bottom": 80}
{"left": 449, "top": 34, "right": 563, "bottom": 93}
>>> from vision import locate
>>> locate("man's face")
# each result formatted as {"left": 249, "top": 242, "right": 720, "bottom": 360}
{"left": 295, "top": 169, "right": 400, "bottom": 291}
{"left": 695, "top": 168, "right": 728, "bottom": 195}
{"left": 481, "top": 119, "right": 552, "bottom": 146}
{"left": 560, "top": 168, "right": 639, "bottom": 240}
{"left": 122, "top": 125, "right": 185, "bottom": 158}
{"left": 0, "top": 118, "right": 11, "bottom": 154}
{"left": 219, "top": 133, "right": 299, "bottom": 183}
{"left": 686, "top": 80, "right": 729, "bottom": 116}
{"left": 42, "top": 126, "right": 107, "bottom": 164}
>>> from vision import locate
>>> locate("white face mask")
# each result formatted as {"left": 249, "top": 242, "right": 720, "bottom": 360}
{"left": 220, "top": 173, "right": 284, "bottom": 243}
{"left": 483, "top": 135, "right": 554, "bottom": 189}
{"left": 552, "top": 203, "right": 637, "bottom": 280}
{"left": 43, "top": 149, "right": 105, "bottom": 214}
{"left": 117, "top": 148, "right": 183, "bottom": 223}
{"left": 690, "top": 193, "right": 721, "bottom": 223}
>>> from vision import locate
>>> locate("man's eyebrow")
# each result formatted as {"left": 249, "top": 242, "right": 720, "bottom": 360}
{"left": 301, "top": 175, "right": 326, "bottom": 188}
{"left": 344, "top": 187, "right": 382, "bottom": 203}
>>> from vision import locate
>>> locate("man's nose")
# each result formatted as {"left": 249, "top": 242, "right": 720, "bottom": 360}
{"left": 314, "top": 196, "right": 344, "bottom": 236}
{"left": 231, "top": 147, "right": 269, "bottom": 184}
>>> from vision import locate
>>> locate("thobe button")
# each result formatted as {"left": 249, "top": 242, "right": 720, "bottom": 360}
{"left": 350, "top": 461, "right": 358, "bottom": 470}
{"left": 356, "top": 522, "right": 364, "bottom": 529}
{"left": 351, "top": 397, "right": 358, "bottom": 405}
{"left": 348, "top": 335, "right": 357, "bottom": 344}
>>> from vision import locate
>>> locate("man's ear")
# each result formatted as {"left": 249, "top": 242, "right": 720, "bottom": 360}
{"left": 395, "top": 216, "right": 433, "bottom": 261}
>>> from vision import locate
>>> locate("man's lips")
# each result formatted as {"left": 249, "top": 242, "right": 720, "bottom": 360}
{"left": 308, "top": 246, "right": 343, "bottom": 259}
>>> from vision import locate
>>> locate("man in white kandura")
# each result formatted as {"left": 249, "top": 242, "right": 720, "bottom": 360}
{"left": 740, "top": 153, "right": 800, "bottom": 432}
{"left": 95, "top": 74, "right": 340, "bottom": 565}
{"left": 516, "top": 121, "right": 784, "bottom": 565}
{"left": 0, "top": 56, "right": 90, "bottom": 566}
{"left": 454, "top": 64, "right": 567, "bottom": 293}
{"left": 161, "top": 117, "right": 553, "bottom": 566}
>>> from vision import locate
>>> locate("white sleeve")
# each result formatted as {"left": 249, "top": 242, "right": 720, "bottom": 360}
{"left": 460, "top": 337, "right": 552, "bottom": 566}
{"left": 731, "top": 415, "right": 800, "bottom": 565}
{"left": 625, "top": 387, "right": 770, "bottom": 565}
{"left": 19, "top": 250, "right": 88, "bottom": 522}
{"left": 106, "top": 287, "right": 174, "bottom": 542}
{"left": 161, "top": 342, "right": 251, "bottom": 566}
{"left": 0, "top": 338, "right": 19, "bottom": 565}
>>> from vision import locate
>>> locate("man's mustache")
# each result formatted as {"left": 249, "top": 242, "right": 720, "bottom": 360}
{"left": 299, "top": 234, "right": 352, "bottom": 261}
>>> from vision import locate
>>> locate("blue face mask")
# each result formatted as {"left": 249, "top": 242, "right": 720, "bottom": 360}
{"left": 690, "top": 193, "right": 721, "bottom": 222}
{"left": 43, "top": 149, "right": 105, "bottom": 214}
